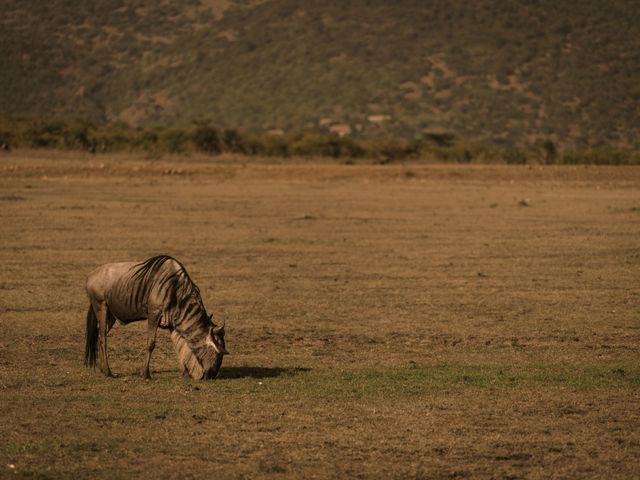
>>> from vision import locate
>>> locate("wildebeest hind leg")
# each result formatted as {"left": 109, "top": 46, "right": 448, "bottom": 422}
{"left": 93, "top": 301, "right": 114, "bottom": 377}
{"left": 106, "top": 309, "right": 116, "bottom": 333}
{"left": 141, "top": 312, "right": 160, "bottom": 380}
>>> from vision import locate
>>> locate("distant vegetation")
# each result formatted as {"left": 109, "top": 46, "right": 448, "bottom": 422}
{"left": 0, "top": 0, "right": 638, "bottom": 151}
{"left": 2, "top": 114, "right": 639, "bottom": 165}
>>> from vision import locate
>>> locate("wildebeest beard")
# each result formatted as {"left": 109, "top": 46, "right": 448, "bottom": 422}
{"left": 171, "top": 329, "right": 225, "bottom": 380}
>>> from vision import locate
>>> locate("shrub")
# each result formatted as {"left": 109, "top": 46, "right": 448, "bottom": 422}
{"left": 423, "top": 131, "right": 455, "bottom": 147}
{"left": 159, "top": 128, "right": 190, "bottom": 153}
{"left": 290, "top": 133, "right": 337, "bottom": 158}
{"left": 336, "top": 136, "right": 367, "bottom": 158}
{"left": 560, "top": 148, "right": 634, "bottom": 165}
{"left": 89, "top": 131, "right": 131, "bottom": 152}
{"left": 0, "top": 129, "right": 13, "bottom": 149}
{"left": 252, "top": 133, "right": 290, "bottom": 157}
{"left": 193, "top": 124, "right": 221, "bottom": 154}
{"left": 503, "top": 148, "right": 528, "bottom": 164}
{"left": 541, "top": 139, "right": 557, "bottom": 164}
{"left": 374, "top": 138, "right": 415, "bottom": 162}
{"left": 221, "top": 128, "right": 246, "bottom": 153}
{"left": 133, "top": 129, "right": 159, "bottom": 151}
{"left": 62, "top": 122, "right": 92, "bottom": 150}
{"left": 26, "top": 120, "right": 66, "bottom": 148}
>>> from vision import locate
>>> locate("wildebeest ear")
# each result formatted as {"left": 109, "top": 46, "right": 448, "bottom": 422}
{"left": 207, "top": 313, "right": 213, "bottom": 322}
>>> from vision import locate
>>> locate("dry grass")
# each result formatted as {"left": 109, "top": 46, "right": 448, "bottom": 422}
{"left": 0, "top": 151, "right": 639, "bottom": 479}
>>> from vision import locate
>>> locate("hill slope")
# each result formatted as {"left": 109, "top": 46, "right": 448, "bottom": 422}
{"left": 1, "top": 0, "right": 638, "bottom": 148}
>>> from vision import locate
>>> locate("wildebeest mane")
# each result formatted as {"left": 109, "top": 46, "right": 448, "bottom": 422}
{"left": 130, "top": 255, "right": 202, "bottom": 309}
{"left": 132, "top": 255, "right": 198, "bottom": 291}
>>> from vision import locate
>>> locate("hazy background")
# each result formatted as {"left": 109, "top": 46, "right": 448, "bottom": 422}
{"left": 1, "top": 0, "right": 638, "bottom": 150}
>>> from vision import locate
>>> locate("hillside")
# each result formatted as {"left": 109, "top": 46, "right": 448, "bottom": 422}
{"left": 1, "top": 0, "right": 638, "bottom": 148}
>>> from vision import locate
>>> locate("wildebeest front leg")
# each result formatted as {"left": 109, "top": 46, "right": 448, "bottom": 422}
{"left": 141, "top": 311, "right": 161, "bottom": 380}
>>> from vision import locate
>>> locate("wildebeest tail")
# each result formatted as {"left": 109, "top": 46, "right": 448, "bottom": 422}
{"left": 85, "top": 304, "right": 98, "bottom": 368}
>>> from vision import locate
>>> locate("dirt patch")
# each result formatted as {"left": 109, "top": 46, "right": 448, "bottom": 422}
{"left": 199, "top": 0, "right": 232, "bottom": 20}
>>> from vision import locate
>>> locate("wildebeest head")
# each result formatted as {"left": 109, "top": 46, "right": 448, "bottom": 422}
{"left": 199, "top": 315, "right": 227, "bottom": 380}
{"left": 171, "top": 314, "right": 228, "bottom": 380}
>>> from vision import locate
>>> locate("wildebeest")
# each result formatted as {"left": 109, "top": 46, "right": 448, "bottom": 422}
{"left": 85, "top": 255, "right": 228, "bottom": 379}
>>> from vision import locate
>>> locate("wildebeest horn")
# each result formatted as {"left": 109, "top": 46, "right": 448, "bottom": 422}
{"left": 214, "top": 318, "right": 225, "bottom": 329}
{"left": 211, "top": 323, "right": 224, "bottom": 335}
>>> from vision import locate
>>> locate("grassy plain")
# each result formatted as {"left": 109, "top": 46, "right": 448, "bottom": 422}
{"left": 0, "top": 151, "right": 639, "bottom": 479}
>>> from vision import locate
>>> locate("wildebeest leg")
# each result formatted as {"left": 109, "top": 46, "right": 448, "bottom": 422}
{"left": 141, "top": 311, "right": 160, "bottom": 380}
{"left": 93, "top": 301, "right": 114, "bottom": 377}
{"left": 106, "top": 309, "right": 117, "bottom": 333}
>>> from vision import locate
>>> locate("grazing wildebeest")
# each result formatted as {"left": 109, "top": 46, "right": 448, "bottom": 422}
{"left": 85, "top": 255, "right": 228, "bottom": 379}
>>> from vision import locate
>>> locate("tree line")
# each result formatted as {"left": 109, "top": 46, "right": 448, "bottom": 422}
{"left": 0, "top": 116, "right": 637, "bottom": 165}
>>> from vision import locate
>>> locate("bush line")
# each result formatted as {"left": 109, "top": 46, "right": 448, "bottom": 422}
{"left": 1, "top": 116, "right": 638, "bottom": 165}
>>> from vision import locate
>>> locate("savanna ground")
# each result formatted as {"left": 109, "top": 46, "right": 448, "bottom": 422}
{"left": 0, "top": 151, "right": 639, "bottom": 479}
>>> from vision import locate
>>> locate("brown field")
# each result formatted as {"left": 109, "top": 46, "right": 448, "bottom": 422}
{"left": 1, "top": 151, "right": 639, "bottom": 479}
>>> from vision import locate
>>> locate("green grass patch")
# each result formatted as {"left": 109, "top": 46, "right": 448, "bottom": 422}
{"left": 2, "top": 364, "right": 637, "bottom": 418}
{"left": 194, "top": 364, "right": 640, "bottom": 400}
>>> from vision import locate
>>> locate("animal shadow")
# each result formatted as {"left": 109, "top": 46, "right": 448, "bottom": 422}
{"left": 218, "top": 366, "right": 310, "bottom": 380}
